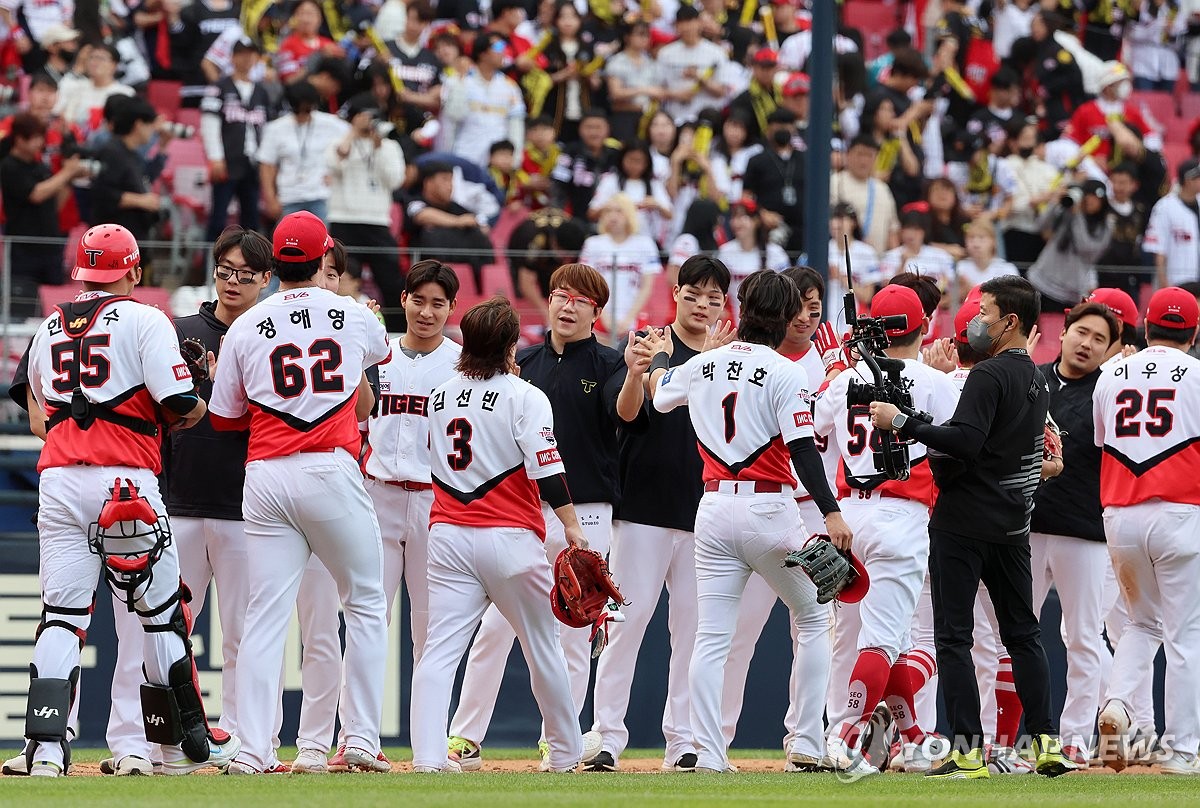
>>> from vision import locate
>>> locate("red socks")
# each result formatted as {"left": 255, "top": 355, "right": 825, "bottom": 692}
{"left": 840, "top": 647, "right": 892, "bottom": 746}
{"left": 884, "top": 653, "right": 926, "bottom": 743}
{"left": 994, "top": 655, "right": 1024, "bottom": 748}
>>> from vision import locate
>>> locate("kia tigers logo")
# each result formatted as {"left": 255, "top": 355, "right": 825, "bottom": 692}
{"left": 84, "top": 248, "right": 104, "bottom": 267}
{"left": 580, "top": 379, "right": 596, "bottom": 393}
{"left": 33, "top": 706, "right": 59, "bottom": 718}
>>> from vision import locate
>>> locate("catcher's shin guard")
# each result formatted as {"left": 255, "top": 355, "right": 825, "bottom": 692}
{"left": 24, "top": 665, "right": 79, "bottom": 773}
{"left": 139, "top": 586, "right": 227, "bottom": 762}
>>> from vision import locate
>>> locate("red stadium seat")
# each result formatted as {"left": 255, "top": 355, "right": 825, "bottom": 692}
{"left": 39, "top": 282, "right": 84, "bottom": 316}
{"left": 147, "top": 80, "right": 183, "bottom": 119}
{"left": 1130, "top": 91, "right": 1176, "bottom": 128}
{"left": 480, "top": 263, "right": 514, "bottom": 298}
{"left": 1034, "top": 311, "right": 1065, "bottom": 365}
{"left": 843, "top": 0, "right": 900, "bottom": 61}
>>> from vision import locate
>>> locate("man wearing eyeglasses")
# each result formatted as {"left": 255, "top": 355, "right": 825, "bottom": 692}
{"left": 446, "top": 262, "right": 646, "bottom": 771}
{"left": 164, "top": 226, "right": 279, "bottom": 767}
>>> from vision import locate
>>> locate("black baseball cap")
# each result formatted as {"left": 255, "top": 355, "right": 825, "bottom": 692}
{"left": 676, "top": 4, "right": 701, "bottom": 22}
{"left": 1178, "top": 157, "right": 1200, "bottom": 183}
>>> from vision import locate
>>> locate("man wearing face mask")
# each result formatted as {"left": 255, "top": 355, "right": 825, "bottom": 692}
{"left": 1063, "top": 62, "right": 1160, "bottom": 167}
{"left": 869, "top": 275, "right": 1077, "bottom": 780}
{"left": 742, "top": 109, "right": 805, "bottom": 255}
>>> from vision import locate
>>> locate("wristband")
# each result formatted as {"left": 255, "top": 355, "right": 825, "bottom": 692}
{"left": 648, "top": 351, "right": 671, "bottom": 375}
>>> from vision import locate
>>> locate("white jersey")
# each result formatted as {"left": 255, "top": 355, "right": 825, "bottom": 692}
{"left": 1093, "top": 346, "right": 1200, "bottom": 507}
{"left": 363, "top": 336, "right": 461, "bottom": 483}
{"left": 654, "top": 341, "right": 813, "bottom": 487}
{"left": 784, "top": 344, "right": 840, "bottom": 496}
{"left": 656, "top": 38, "right": 728, "bottom": 124}
{"left": 443, "top": 70, "right": 526, "bottom": 168}
{"left": 813, "top": 358, "right": 960, "bottom": 505}
{"left": 28, "top": 291, "right": 192, "bottom": 474}
{"left": 956, "top": 257, "right": 1019, "bottom": 289}
{"left": 948, "top": 365, "right": 971, "bottom": 392}
{"left": 427, "top": 372, "right": 565, "bottom": 539}
{"left": 717, "top": 241, "right": 789, "bottom": 323}
{"left": 1143, "top": 194, "right": 1200, "bottom": 287}
{"left": 210, "top": 286, "right": 389, "bottom": 463}
{"left": 578, "top": 233, "right": 663, "bottom": 326}
{"left": 879, "top": 245, "right": 956, "bottom": 289}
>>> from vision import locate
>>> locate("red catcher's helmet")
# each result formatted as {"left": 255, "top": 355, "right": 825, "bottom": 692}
{"left": 72, "top": 223, "right": 141, "bottom": 283}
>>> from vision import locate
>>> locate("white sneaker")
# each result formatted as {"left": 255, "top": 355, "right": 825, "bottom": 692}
{"left": 988, "top": 746, "right": 1035, "bottom": 775}
{"left": 581, "top": 731, "right": 603, "bottom": 765}
{"left": 291, "top": 747, "right": 329, "bottom": 774}
{"left": 784, "top": 752, "right": 824, "bottom": 772}
{"left": 343, "top": 747, "right": 393, "bottom": 773}
{"left": 3, "top": 751, "right": 29, "bottom": 776}
{"left": 1160, "top": 752, "right": 1200, "bottom": 776}
{"left": 161, "top": 735, "right": 242, "bottom": 775}
{"left": 1098, "top": 701, "right": 1132, "bottom": 772}
{"left": 903, "top": 742, "right": 936, "bottom": 773}
{"left": 223, "top": 760, "right": 260, "bottom": 775}
{"left": 412, "top": 759, "right": 463, "bottom": 773}
{"left": 696, "top": 764, "right": 738, "bottom": 773}
{"left": 823, "top": 736, "right": 879, "bottom": 776}
{"left": 29, "top": 760, "right": 63, "bottom": 778}
{"left": 115, "top": 755, "right": 153, "bottom": 776}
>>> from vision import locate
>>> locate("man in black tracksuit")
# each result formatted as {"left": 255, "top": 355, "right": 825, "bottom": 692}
{"left": 869, "top": 276, "right": 1074, "bottom": 779}
{"left": 1028, "top": 302, "right": 1122, "bottom": 762}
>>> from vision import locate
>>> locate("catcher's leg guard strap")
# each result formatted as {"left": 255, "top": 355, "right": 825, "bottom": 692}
{"left": 36, "top": 600, "right": 94, "bottom": 649}
{"left": 139, "top": 594, "right": 212, "bottom": 763}
{"left": 25, "top": 665, "right": 78, "bottom": 772}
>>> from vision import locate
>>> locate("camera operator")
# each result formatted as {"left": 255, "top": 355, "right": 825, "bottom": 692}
{"left": 91, "top": 96, "right": 162, "bottom": 242}
{"left": 326, "top": 93, "right": 406, "bottom": 331}
{"left": 869, "top": 276, "right": 1076, "bottom": 779}
{"left": 1027, "top": 180, "right": 1113, "bottom": 311}
{"left": 0, "top": 112, "right": 88, "bottom": 316}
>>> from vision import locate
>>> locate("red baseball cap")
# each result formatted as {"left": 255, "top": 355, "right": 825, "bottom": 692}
{"left": 870, "top": 284, "right": 924, "bottom": 337}
{"left": 1086, "top": 287, "right": 1138, "bottom": 328}
{"left": 955, "top": 288, "right": 983, "bottom": 342}
{"left": 752, "top": 47, "right": 779, "bottom": 65}
{"left": 1146, "top": 286, "right": 1200, "bottom": 330}
{"left": 273, "top": 211, "right": 329, "bottom": 262}
{"left": 731, "top": 195, "right": 758, "bottom": 215}
{"left": 782, "top": 72, "right": 811, "bottom": 97}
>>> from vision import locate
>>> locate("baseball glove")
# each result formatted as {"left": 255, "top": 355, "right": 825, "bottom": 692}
{"left": 1043, "top": 413, "right": 1065, "bottom": 461}
{"left": 551, "top": 546, "right": 627, "bottom": 658}
{"left": 782, "top": 537, "right": 855, "bottom": 605}
{"left": 178, "top": 338, "right": 210, "bottom": 388}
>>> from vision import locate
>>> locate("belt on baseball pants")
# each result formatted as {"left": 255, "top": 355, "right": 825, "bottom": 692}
{"left": 365, "top": 474, "right": 433, "bottom": 491}
{"left": 704, "top": 480, "right": 787, "bottom": 495}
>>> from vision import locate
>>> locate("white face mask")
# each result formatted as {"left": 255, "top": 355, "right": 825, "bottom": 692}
{"left": 1114, "top": 82, "right": 1131, "bottom": 101}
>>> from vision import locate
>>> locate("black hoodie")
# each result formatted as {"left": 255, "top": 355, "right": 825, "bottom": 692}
{"left": 164, "top": 300, "right": 248, "bottom": 520}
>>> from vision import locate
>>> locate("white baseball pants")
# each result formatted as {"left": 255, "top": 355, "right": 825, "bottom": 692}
{"left": 33, "top": 466, "right": 191, "bottom": 768}
{"left": 369, "top": 482, "right": 435, "bottom": 655}
{"left": 1103, "top": 502, "right": 1200, "bottom": 757}
{"left": 824, "top": 496, "right": 929, "bottom": 732}
{"left": 175, "top": 516, "right": 249, "bottom": 735}
{"left": 721, "top": 498, "right": 822, "bottom": 750}
{"left": 236, "top": 450, "right": 387, "bottom": 770}
{"left": 590, "top": 520, "right": 697, "bottom": 762}
{"left": 1101, "top": 563, "right": 1155, "bottom": 730}
{"left": 107, "top": 594, "right": 156, "bottom": 763}
{"left": 412, "top": 524, "right": 582, "bottom": 771}
{"left": 910, "top": 572, "right": 938, "bottom": 730}
{"left": 973, "top": 583, "right": 1004, "bottom": 739}
{"left": 448, "top": 503, "right": 611, "bottom": 745}
{"left": 691, "top": 490, "right": 831, "bottom": 770}
{"left": 1030, "top": 532, "right": 1109, "bottom": 751}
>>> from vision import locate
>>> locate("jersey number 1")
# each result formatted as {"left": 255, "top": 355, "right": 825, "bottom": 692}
{"left": 721, "top": 392, "right": 737, "bottom": 443}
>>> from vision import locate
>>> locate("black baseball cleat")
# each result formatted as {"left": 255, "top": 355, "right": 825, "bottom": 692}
{"left": 585, "top": 751, "right": 617, "bottom": 772}
{"left": 663, "top": 753, "right": 698, "bottom": 772}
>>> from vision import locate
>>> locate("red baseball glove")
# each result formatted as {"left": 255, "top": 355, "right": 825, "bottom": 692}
{"left": 550, "top": 546, "right": 626, "bottom": 658}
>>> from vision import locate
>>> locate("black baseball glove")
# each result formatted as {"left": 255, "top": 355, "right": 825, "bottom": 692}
{"left": 783, "top": 538, "right": 855, "bottom": 605}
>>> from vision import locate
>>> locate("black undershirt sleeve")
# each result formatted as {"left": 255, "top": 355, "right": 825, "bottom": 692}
{"left": 161, "top": 391, "right": 200, "bottom": 416}
{"left": 786, "top": 437, "right": 840, "bottom": 517}
{"left": 536, "top": 473, "right": 572, "bottom": 509}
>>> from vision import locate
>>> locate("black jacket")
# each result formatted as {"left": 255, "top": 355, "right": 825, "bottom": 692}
{"left": 93, "top": 138, "right": 157, "bottom": 241}
{"left": 201, "top": 76, "right": 273, "bottom": 181}
{"left": 516, "top": 333, "right": 631, "bottom": 506}
{"left": 1030, "top": 360, "right": 1105, "bottom": 542}
{"left": 164, "top": 301, "right": 248, "bottom": 521}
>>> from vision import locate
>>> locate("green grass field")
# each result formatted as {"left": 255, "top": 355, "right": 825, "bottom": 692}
{"left": 4, "top": 748, "right": 1200, "bottom": 807}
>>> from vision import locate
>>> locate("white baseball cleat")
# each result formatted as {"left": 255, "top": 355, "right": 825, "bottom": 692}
{"left": 223, "top": 760, "right": 260, "bottom": 775}
{"left": 987, "top": 746, "right": 1035, "bottom": 775}
{"left": 290, "top": 747, "right": 329, "bottom": 773}
{"left": 29, "top": 760, "right": 63, "bottom": 778}
{"left": 1160, "top": 752, "right": 1200, "bottom": 776}
{"left": 114, "top": 755, "right": 153, "bottom": 776}
{"left": 161, "top": 735, "right": 241, "bottom": 775}
{"left": 696, "top": 764, "right": 738, "bottom": 774}
{"left": 823, "top": 736, "right": 879, "bottom": 776}
{"left": 903, "top": 741, "right": 937, "bottom": 773}
{"left": 412, "top": 759, "right": 463, "bottom": 773}
{"left": 343, "top": 747, "right": 392, "bottom": 773}
{"left": 3, "top": 751, "right": 29, "bottom": 776}
{"left": 1098, "top": 701, "right": 1132, "bottom": 772}
{"left": 581, "top": 731, "right": 603, "bottom": 765}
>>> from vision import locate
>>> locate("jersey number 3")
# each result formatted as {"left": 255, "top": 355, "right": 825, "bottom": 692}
{"left": 270, "top": 339, "right": 344, "bottom": 398}
{"left": 446, "top": 418, "right": 473, "bottom": 470}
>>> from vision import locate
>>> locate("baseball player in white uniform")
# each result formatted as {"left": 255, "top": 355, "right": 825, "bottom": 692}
{"left": 1143, "top": 159, "right": 1200, "bottom": 288}
{"left": 410, "top": 298, "right": 586, "bottom": 773}
{"left": 1094, "top": 287, "right": 1200, "bottom": 776}
{"left": 647, "top": 269, "right": 852, "bottom": 774}
{"left": 16, "top": 224, "right": 240, "bottom": 777}
{"left": 209, "top": 211, "right": 391, "bottom": 775}
{"left": 720, "top": 266, "right": 836, "bottom": 762}
{"left": 813, "top": 285, "right": 959, "bottom": 775}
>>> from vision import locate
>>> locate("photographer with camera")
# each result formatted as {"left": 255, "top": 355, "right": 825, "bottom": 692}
{"left": 0, "top": 112, "right": 89, "bottom": 316}
{"left": 91, "top": 96, "right": 162, "bottom": 243}
{"left": 1026, "top": 180, "right": 1113, "bottom": 311}
{"left": 326, "top": 93, "right": 406, "bottom": 331}
{"left": 812, "top": 285, "right": 959, "bottom": 775}
{"left": 869, "top": 276, "right": 1075, "bottom": 780}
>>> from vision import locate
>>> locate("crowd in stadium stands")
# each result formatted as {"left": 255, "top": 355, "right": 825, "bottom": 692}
{"left": 1, "top": 0, "right": 1200, "bottom": 340}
